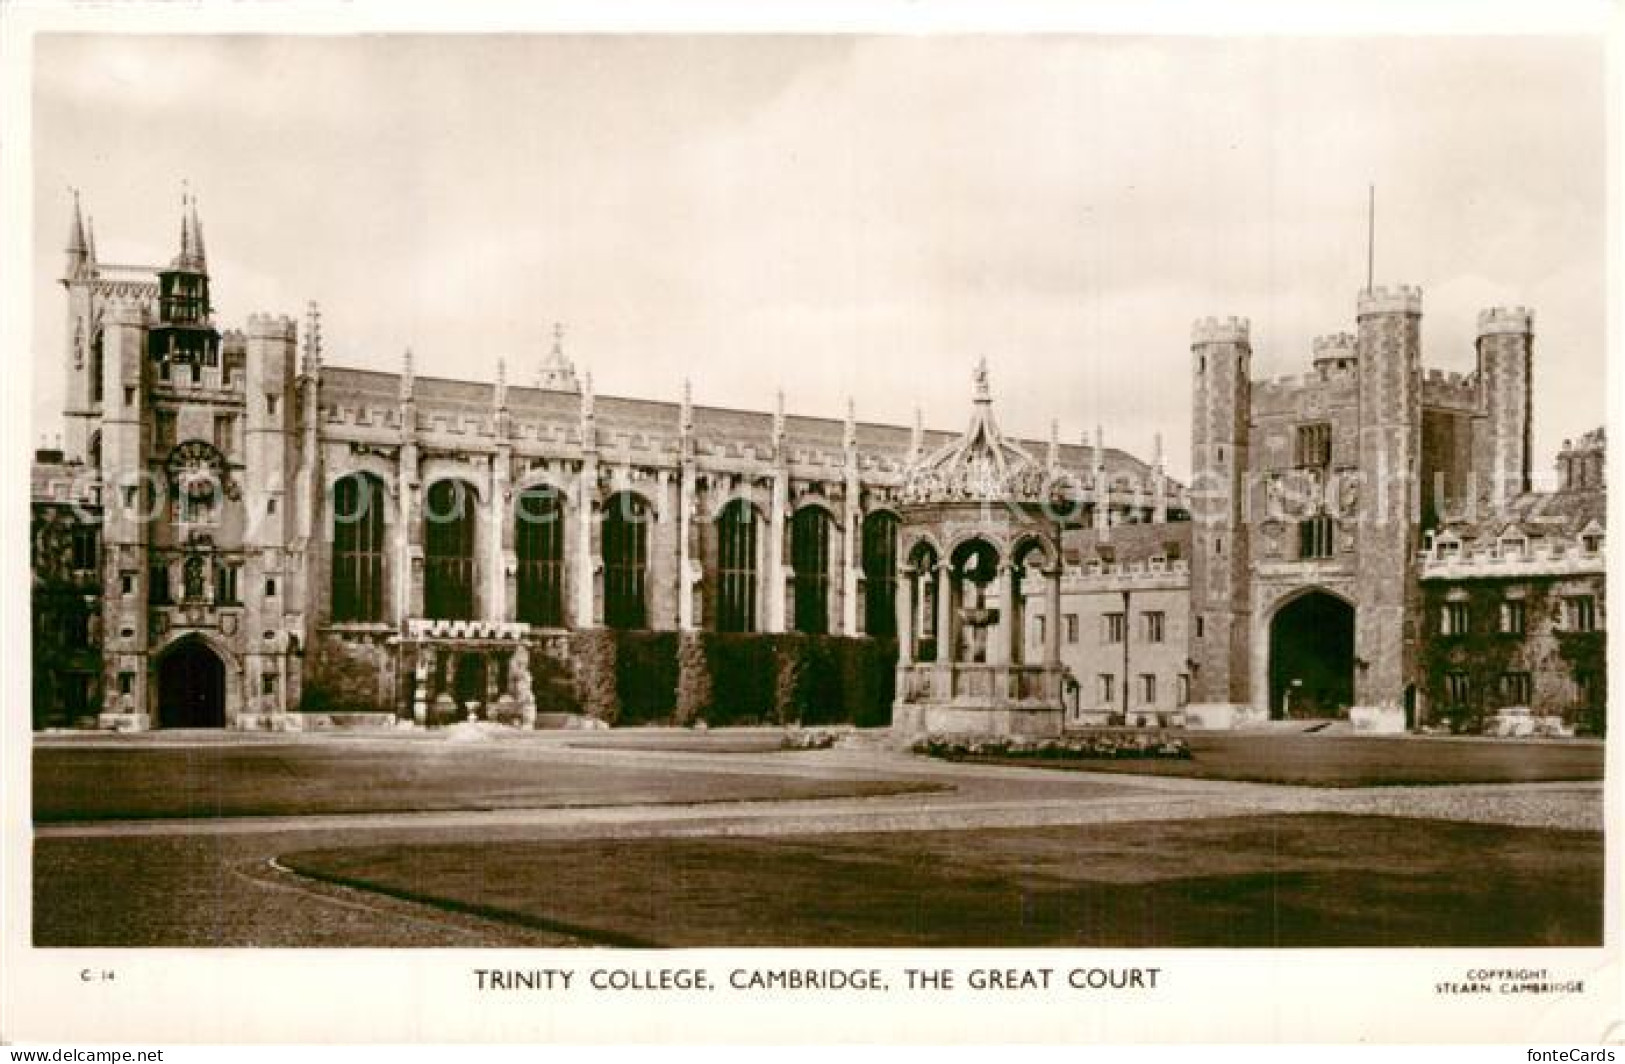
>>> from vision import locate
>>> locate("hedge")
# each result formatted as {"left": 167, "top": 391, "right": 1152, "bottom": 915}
{"left": 559, "top": 629, "right": 896, "bottom": 727}
{"left": 616, "top": 631, "right": 680, "bottom": 725}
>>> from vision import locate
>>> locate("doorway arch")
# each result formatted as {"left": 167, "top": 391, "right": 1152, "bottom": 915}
{"left": 1268, "top": 590, "right": 1355, "bottom": 720}
{"left": 156, "top": 637, "right": 227, "bottom": 728}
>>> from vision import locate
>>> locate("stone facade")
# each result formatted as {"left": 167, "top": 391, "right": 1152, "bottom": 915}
{"left": 1186, "top": 285, "right": 1605, "bottom": 732}
{"left": 30, "top": 198, "right": 1603, "bottom": 735}
{"left": 33, "top": 199, "right": 1175, "bottom": 731}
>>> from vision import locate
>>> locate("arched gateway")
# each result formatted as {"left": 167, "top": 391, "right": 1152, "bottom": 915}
{"left": 156, "top": 637, "right": 227, "bottom": 728}
{"left": 891, "top": 360, "right": 1078, "bottom": 737}
{"left": 1267, "top": 590, "right": 1355, "bottom": 720}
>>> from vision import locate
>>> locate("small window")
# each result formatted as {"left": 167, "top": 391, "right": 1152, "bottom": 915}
{"left": 214, "top": 414, "right": 234, "bottom": 454}
{"left": 215, "top": 563, "right": 241, "bottom": 606}
{"left": 1440, "top": 601, "right": 1470, "bottom": 636}
{"left": 267, "top": 498, "right": 278, "bottom": 516}
{"left": 1139, "top": 673, "right": 1157, "bottom": 706}
{"left": 1582, "top": 533, "right": 1602, "bottom": 554}
{"left": 70, "top": 525, "right": 99, "bottom": 573}
{"left": 1065, "top": 614, "right": 1079, "bottom": 644}
{"left": 1143, "top": 611, "right": 1166, "bottom": 643}
{"left": 1102, "top": 612, "right": 1125, "bottom": 644}
{"left": 1195, "top": 615, "right": 1205, "bottom": 639}
{"left": 262, "top": 673, "right": 278, "bottom": 696}
{"left": 1499, "top": 671, "right": 1532, "bottom": 707}
{"left": 265, "top": 577, "right": 277, "bottom": 598}
{"left": 118, "top": 673, "right": 133, "bottom": 696}
{"left": 1097, "top": 673, "right": 1115, "bottom": 706}
{"left": 124, "top": 386, "right": 136, "bottom": 406}
{"left": 1299, "top": 514, "right": 1334, "bottom": 559}
{"left": 1032, "top": 615, "right": 1045, "bottom": 646}
{"left": 119, "top": 572, "right": 135, "bottom": 596}
{"left": 1498, "top": 600, "right": 1526, "bottom": 636}
{"left": 1445, "top": 671, "right": 1472, "bottom": 707}
{"left": 1177, "top": 674, "right": 1190, "bottom": 706}
{"left": 267, "top": 395, "right": 279, "bottom": 416}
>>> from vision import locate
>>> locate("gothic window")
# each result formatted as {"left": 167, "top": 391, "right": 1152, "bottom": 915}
{"left": 1298, "top": 513, "right": 1334, "bottom": 559}
{"left": 602, "top": 493, "right": 649, "bottom": 630}
{"left": 89, "top": 330, "right": 104, "bottom": 403}
{"left": 1295, "top": 423, "right": 1332, "bottom": 468}
{"left": 1445, "top": 671, "right": 1472, "bottom": 707}
{"left": 716, "top": 499, "right": 759, "bottom": 633}
{"left": 791, "top": 506, "right": 832, "bottom": 635}
{"left": 332, "top": 473, "right": 386, "bottom": 622}
{"left": 861, "top": 511, "right": 898, "bottom": 637}
{"left": 515, "top": 485, "right": 565, "bottom": 628}
{"left": 1440, "top": 601, "right": 1470, "bottom": 636}
{"left": 424, "top": 479, "right": 476, "bottom": 621}
{"left": 1499, "top": 671, "right": 1532, "bottom": 707}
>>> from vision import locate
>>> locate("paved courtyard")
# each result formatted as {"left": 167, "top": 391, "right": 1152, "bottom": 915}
{"left": 32, "top": 729, "right": 1604, "bottom": 948}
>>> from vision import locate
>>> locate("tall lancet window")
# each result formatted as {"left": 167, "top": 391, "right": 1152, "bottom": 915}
{"left": 602, "top": 492, "right": 649, "bottom": 630}
{"left": 515, "top": 485, "right": 565, "bottom": 628}
{"left": 792, "top": 506, "right": 833, "bottom": 635}
{"left": 424, "top": 479, "right": 476, "bottom": 620}
{"left": 862, "top": 511, "right": 899, "bottom": 638}
{"left": 716, "top": 499, "right": 759, "bottom": 633}
{"left": 331, "top": 474, "right": 386, "bottom": 622}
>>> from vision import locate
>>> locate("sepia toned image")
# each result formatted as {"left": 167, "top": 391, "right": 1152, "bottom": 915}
{"left": 11, "top": 19, "right": 1615, "bottom": 1038}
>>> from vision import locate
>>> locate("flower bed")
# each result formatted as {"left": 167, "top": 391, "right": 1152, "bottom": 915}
{"left": 916, "top": 732, "right": 1191, "bottom": 762}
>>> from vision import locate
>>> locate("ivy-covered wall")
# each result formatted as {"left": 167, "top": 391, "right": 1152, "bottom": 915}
{"left": 1419, "top": 575, "right": 1606, "bottom": 734}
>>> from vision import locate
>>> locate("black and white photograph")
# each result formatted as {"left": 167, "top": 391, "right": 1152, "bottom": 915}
{"left": 3, "top": 1, "right": 1619, "bottom": 1048}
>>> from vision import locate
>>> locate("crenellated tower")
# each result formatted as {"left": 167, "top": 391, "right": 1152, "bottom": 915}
{"left": 1187, "top": 315, "right": 1252, "bottom": 713}
{"left": 1473, "top": 306, "right": 1534, "bottom": 511}
{"left": 1353, "top": 285, "right": 1424, "bottom": 716}
{"left": 96, "top": 297, "right": 154, "bottom": 729}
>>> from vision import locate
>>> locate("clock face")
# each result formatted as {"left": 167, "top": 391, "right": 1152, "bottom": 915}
{"left": 166, "top": 440, "right": 228, "bottom": 499}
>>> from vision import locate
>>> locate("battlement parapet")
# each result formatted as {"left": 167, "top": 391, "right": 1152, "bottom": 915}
{"left": 1422, "top": 369, "right": 1479, "bottom": 411}
{"left": 1191, "top": 316, "right": 1251, "bottom": 345}
{"left": 246, "top": 313, "right": 297, "bottom": 340}
{"left": 1357, "top": 285, "right": 1423, "bottom": 316}
{"left": 1477, "top": 306, "right": 1534, "bottom": 336}
{"left": 1312, "top": 332, "right": 1357, "bottom": 360}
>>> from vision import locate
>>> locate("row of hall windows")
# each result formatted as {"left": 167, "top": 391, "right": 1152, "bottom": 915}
{"left": 329, "top": 475, "right": 901, "bottom": 636}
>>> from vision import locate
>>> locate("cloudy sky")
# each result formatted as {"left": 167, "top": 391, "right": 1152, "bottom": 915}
{"left": 31, "top": 33, "right": 1605, "bottom": 478}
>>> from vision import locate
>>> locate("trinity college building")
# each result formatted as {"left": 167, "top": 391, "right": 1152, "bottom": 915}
{"left": 30, "top": 198, "right": 1607, "bottom": 736}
